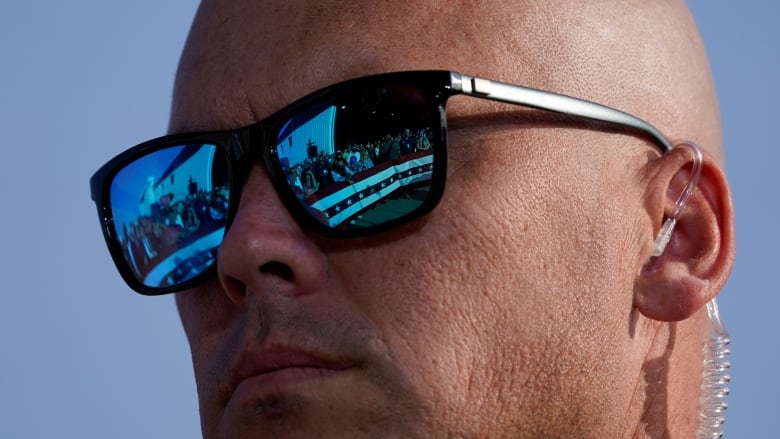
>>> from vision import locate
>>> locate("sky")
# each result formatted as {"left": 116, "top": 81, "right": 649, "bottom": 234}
{"left": 0, "top": 1, "right": 776, "bottom": 437}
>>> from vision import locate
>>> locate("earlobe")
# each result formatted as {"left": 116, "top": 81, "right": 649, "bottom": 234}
{"left": 634, "top": 142, "right": 735, "bottom": 322}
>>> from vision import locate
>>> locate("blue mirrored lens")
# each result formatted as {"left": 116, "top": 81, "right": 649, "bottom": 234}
{"left": 275, "top": 86, "right": 435, "bottom": 229}
{"left": 109, "top": 144, "right": 230, "bottom": 288}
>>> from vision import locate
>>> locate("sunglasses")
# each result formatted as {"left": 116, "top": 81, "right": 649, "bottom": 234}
{"left": 90, "top": 70, "right": 672, "bottom": 295}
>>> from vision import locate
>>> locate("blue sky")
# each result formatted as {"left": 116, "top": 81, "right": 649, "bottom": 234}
{"left": 1, "top": 1, "right": 776, "bottom": 437}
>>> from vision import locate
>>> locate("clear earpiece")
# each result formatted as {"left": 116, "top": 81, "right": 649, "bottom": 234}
{"left": 651, "top": 140, "right": 703, "bottom": 257}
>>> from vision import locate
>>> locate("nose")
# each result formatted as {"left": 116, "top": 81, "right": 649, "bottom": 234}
{"left": 216, "top": 165, "right": 327, "bottom": 308}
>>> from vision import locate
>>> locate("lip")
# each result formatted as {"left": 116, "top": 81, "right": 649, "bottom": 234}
{"left": 228, "top": 346, "right": 355, "bottom": 404}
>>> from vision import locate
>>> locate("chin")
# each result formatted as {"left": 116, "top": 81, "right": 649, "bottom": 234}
{"left": 208, "top": 373, "right": 429, "bottom": 438}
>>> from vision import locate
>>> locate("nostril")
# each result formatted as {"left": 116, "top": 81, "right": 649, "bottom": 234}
{"left": 258, "top": 261, "right": 294, "bottom": 281}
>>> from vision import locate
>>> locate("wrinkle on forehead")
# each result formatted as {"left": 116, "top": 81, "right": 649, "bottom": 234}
{"left": 170, "top": 0, "right": 722, "bottom": 161}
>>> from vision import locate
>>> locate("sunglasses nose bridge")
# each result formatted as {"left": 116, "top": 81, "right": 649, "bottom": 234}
{"left": 226, "top": 123, "right": 309, "bottom": 240}
{"left": 228, "top": 124, "right": 273, "bottom": 196}
{"left": 233, "top": 123, "right": 267, "bottom": 163}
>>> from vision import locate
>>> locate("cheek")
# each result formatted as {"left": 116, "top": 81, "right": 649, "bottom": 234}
{"left": 468, "top": 131, "right": 648, "bottom": 414}
{"left": 176, "top": 277, "right": 236, "bottom": 345}
{"left": 328, "top": 130, "right": 646, "bottom": 428}
{"left": 175, "top": 280, "right": 239, "bottom": 394}
{"left": 329, "top": 220, "right": 515, "bottom": 428}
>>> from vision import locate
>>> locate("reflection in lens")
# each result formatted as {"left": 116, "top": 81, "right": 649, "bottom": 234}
{"left": 109, "top": 144, "right": 229, "bottom": 288}
{"left": 276, "top": 86, "right": 436, "bottom": 229}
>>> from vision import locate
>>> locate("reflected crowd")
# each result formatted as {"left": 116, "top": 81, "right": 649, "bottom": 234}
{"left": 284, "top": 127, "right": 432, "bottom": 199}
{"left": 118, "top": 185, "right": 230, "bottom": 279}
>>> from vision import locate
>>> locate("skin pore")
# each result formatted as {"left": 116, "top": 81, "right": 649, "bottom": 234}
{"left": 171, "top": 1, "right": 734, "bottom": 437}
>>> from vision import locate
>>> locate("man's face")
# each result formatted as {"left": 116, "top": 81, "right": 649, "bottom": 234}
{"left": 172, "top": 1, "right": 672, "bottom": 437}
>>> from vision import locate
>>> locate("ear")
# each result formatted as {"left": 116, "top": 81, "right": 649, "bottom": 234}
{"left": 634, "top": 146, "right": 735, "bottom": 322}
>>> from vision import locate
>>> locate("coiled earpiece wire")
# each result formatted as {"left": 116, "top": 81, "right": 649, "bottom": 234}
{"left": 699, "top": 297, "right": 730, "bottom": 439}
{"left": 650, "top": 141, "right": 730, "bottom": 438}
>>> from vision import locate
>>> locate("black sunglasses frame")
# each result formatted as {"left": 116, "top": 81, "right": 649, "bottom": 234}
{"left": 91, "top": 70, "right": 672, "bottom": 295}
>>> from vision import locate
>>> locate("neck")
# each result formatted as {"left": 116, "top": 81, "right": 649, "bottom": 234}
{"left": 627, "top": 313, "right": 710, "bottom": 438}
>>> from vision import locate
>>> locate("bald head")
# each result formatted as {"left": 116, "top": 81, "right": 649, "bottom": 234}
{"left": 170, "top": 2, "right": 733, "bottom": 437}
{"left": 172, "top": 0, "right": 721, "bottom": 159}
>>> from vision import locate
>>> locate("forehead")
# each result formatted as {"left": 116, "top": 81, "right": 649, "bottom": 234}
{"left": 170, "top": 0, "right": 593, "bottom": 131}
{"left": 169, "top": 0, "right": 716, "bottom": 158}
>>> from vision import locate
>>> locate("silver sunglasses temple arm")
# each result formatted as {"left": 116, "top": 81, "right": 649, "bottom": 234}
{"left": 449, "top": 72, "right": 672, "bottom": 153}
